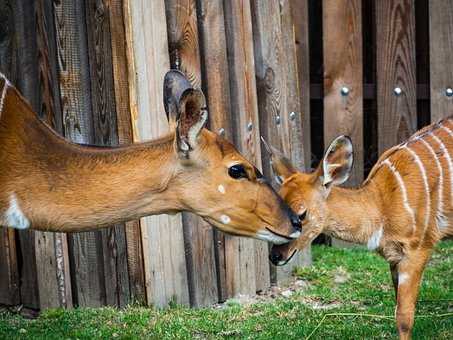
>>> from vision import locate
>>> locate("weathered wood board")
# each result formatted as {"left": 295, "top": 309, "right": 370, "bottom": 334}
{"left": 429, "top": 0, "right": 453, "bottom": 122}
{"left": 376, "top": 0, "right": 417, "bottom": 154}
{"left": 165, "top": 0, "right": 218, "bottom": 307}
{"left": 126, "top": 0, "right": 190, "bottom": 307}
{"left": 323, "top": 0, "right": 363, "bottom": 185}
{"left": 251, "top": 0, "right": 310, "bottom": 284}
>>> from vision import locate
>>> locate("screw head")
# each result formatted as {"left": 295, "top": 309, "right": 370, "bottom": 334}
{"left": 218, "top": 128, "right": 225, "bottom": 136}
{"left": 340, "top": 86, "right": 350, "bottom": 96}
{"left": 394, "top": 87, "right": 402, "bottom": 96}
{"left": 247, "top": 122, "right": 253, "bottom": 131}
{"left": 289, "top": 111, "right": 296, "bottom": 121}
{"left": 275, "top": 115, "right": 281, "bottom": 125}
{"left": 446, "top": 88, "right": 453, "bottom": 97}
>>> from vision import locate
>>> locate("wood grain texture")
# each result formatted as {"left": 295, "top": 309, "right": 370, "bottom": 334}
{"left": 34, "top": 0, "right": 73, "bottom": 310}
{"left": 291, "top": 0, "right": 311, "bottom": 170}
{"left": 10, "top": 0, "right": 40, "bottom": 310}
{"left": 166, "top": 0, "right": 218, "bottom": 307}
{"left": 111, "top": 0, "right": 146, "bottom": 303}
{"left": 165, "top": 0, "right": 202, "bottom": 87}
{"left": 85, "top": 0, "right": 130, "bottom": 308}
{"left": 323, "top": 0, "right": 363, "bottom": 185}
{"left": 0, "top": 0, "right": 20, "bottom": 307}
{"left": 376, "top": 0, "right": 417, "bottom": 154}
{"left": 196, "top": 0, "right": 234, "bottom": 301}
{"left": 323, "top": 0, "right": 364, "bottom": 249}
{"left": 223, "top": 0, "right": 269, "bottom": 296}
{"left": 126, "top": 0, "right": 189, "bottom": 307}
{"left": 53, "top": 0, "right": 105, "bottom": 307}
{"left": 251, "top": 0, "right": 309, "bottom": 284}
{"left": 278, "top": 0, "right": 312, "bottom": 274}
{"left": 429, "top": 0, "right": 453, "bottom": 121}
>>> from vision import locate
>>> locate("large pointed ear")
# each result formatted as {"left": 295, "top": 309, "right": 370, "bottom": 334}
{"left": 321, "top": 135, "right": 353, "bottom": 189}
{"left": 176, "top": 88, "right": 208, "bottom": 156}
{"left": 163, "top": 70, "right": 193, "bottom": 128}
{"left": 261, "top": 137, "right": 297, "bottom": 185}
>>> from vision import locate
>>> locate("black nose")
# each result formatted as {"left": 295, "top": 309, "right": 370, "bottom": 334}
{"left": 269, "top": 251, "right": 283, "bottom": 265}
{"left": 290, "top": 211, "right": 302, "bottom": 231}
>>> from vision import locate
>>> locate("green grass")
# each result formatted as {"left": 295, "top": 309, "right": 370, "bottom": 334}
{"left": 1, "top": 241, "right": 452, "bottom": 339}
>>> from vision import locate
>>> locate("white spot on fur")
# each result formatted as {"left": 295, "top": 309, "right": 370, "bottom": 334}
{"left": 367, "top": 227, "right": 383, "bottom": 250}
{"left": 4, "top": 194, "right": 30, "bottom": 230}
{"left": 398, "top": 272, "right": 409, "bottom": 285}
{"left": 383, "top": 159, "right": 416, "bottom": 232}
{"left": 402, "top": 146, "right": 431, "bottom": 235}
{"left": 419, "top": 137, "right": 447, "bottom": 231}
{"left": 217, "top": 185, "right": 225, "bottom": 194}
{"left": 220, "top": 214, "right": 231, "bottom": 225}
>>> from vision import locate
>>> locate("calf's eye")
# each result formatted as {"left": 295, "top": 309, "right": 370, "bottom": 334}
{"left": 299, "top": 210, "right": 307, "bottom": 221}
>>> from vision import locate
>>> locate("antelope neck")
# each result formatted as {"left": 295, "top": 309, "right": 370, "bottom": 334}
{"left": 323, "top": 182, "right": 384, "bottom": 245}
{"left": 1, "top": 88, "right": 184, "bottom": 231}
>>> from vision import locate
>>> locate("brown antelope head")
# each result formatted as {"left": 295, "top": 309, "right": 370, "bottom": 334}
{"left": 0, "top": 71, "right": 301, "bottom": 244}
{"left": 264, "top": 136, "right": 354, "bottom": 263}
{"left": 162, "top": 71, "right": 301, "bottom": 243}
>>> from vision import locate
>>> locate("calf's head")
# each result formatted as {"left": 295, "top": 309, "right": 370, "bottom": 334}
{"left": 263, "top": 136, "right": 354, "bottom": 263}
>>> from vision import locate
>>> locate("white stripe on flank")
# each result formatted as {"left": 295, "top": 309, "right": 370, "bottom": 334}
{"left": 431, "top": 132, "right": 453, "bottom": 202}
{"left": 402, "top": 145, "right": 431, "bottom": 235}
{"left": 383, "top": 159, "right": 416, "bottom": 232}
{"left": 0, "top": 75, "right": 10, "bottom": 114}
{"left": 430, "top": 133, "right": 453, "bottom": 229}
{"left": 418, "top": 137, "right": 447, "bottom": 230}
{"left": 441, "top": 124, "right": 453, "bottom": 138}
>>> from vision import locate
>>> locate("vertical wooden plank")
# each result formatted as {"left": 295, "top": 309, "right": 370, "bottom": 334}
{"left": 54, "top": 0, "right": 106, "bottom": 307}
{"left": 110, "top": 0, "right": 146, "bottom": 303}
{"left": 12, "top": 0, "right": 40, "bottom": 310}
{"left": 223, "top": 0, "right": 269, "bottom": 297}
{"left": 126, "top": 0, "right": 189, "bottom": 307}
{"left": 291, "top": 0, "right": 311, "bottom": 170}
{"left": 429, "top": 0, "right": 453, "bottom": 121}
{"left": 9, "top": 0, "right": 72, "bottom": 310}
{"left": 196, "top": 0, "right": 235, "bottom": 301}
{"left": 0, "top": 0, "right": 20, "bottom": 307}
{"left": 34, "top": 0, "right": 73, "bottom": 310}
{"left": 251, "top": 0, "right": 308, "bottom": 284}
{"left": 165, "top": 0, "right": 218, "bottom": 307}
{"left": 376, "top": 0, "right": 417, "bottom": 155}
{"left": 85, "top": 0, "right": 130, "bottom": 308}
{"left": 279, "top": 0, "right": 312, "bottom": 271}
{"left": 323, "top": 0, "right": 363, "bottom": 185}
{"left": 323, "top": 0, "right": 364, "bottom": 249}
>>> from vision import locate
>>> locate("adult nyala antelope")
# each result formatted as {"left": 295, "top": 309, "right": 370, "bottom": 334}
{"left": 0, "top": 70, "right": 301, "bottom": 244}
{"left": 266, "top": 121, "right": 453, "bottom": 339}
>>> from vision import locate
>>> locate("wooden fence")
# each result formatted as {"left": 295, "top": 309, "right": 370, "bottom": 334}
{"left": 0, "top": 0, "right": 452, "bottom": 312}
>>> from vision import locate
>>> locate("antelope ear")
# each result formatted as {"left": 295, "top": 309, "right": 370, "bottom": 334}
{"left": 176, "top": 88, "right": 208, "bottom": 155}
{"left": 163, "top": 70, "right": 193, "bottom": 128}
{"left": 261, "top": 137, "right": 297, "bottom": 185}
{"left": 321, "top": 135, "right": 353, "bottom": 189}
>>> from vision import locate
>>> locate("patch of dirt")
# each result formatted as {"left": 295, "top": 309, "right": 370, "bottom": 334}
{"left": 215, "top": 278, "right": 312, "bottom": 308}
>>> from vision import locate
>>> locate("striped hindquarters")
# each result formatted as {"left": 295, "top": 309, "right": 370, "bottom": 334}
{"left": 367, "top": 118, "right": 453, "bottom": 246}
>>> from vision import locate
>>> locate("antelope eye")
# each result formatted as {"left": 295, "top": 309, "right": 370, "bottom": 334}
{"left": 228, "top": 164, "right": 248, "bottom": 179}
{"left": 299, "top": 210, "right": 307, "bottom": 221}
